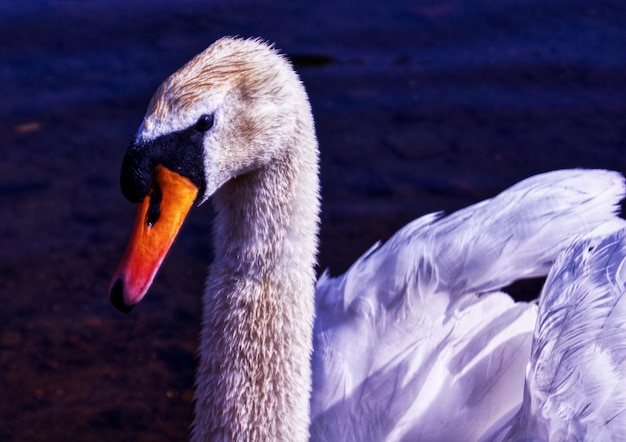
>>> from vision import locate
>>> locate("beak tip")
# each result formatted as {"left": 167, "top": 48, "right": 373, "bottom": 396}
{"left": 110, "top": 279, "right": 136, "bottom": 313}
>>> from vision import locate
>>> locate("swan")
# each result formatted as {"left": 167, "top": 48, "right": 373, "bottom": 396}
{"left": 108, "top": 37, "right": 626, "bottom": 441}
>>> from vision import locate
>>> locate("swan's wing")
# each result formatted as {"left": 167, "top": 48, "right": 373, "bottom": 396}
{"left": 409, "top": 169, "right": 626, "bottom": 300}
{"left": 317, "top": 169, "right": 625, "bottom": 312}
{"left": 496, "top": 229, "right": 626, "bottom": 442}
{"left": 312, "top": 169, "right": 625, "bottom": 441}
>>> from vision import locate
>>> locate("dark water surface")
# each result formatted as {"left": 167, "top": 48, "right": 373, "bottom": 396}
{"left": 1, "top": 0, "right": 625, "bottom": 439}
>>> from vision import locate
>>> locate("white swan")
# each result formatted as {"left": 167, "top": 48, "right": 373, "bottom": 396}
{"left": 109, "top": 37, "right": 626, "bottom": 441}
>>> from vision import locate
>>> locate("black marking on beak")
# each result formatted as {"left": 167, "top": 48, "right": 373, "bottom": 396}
{"left": 110, "top": 279, "right": 134, "bottom": 313}
{"left": 121, "top": 125, "right": 207, "bottom": 204}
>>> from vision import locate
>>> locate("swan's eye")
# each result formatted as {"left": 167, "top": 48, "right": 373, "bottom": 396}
{"left": 194, "top": 114, "right": 214, "bottom": 132}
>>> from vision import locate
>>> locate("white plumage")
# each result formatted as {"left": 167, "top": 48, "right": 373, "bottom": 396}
{"left": 311, "top": 169, "right": 626, "bottom": 441}
{"left": 491, "top": 228, "right": 626, "bottom": 441}
{"left": 109, "top": 37, "right": 626, "bottom": 441}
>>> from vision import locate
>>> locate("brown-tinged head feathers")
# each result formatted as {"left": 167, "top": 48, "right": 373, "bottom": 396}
{"left": 146, "top": 37, "right": 288, "bottom": 121}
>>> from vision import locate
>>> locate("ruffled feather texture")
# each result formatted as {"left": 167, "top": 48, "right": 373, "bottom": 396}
{"left": 310, "top": 169, "right": 626, "bottom": 441}
{"left": 492, "top": 228, "right": 626, "bottom": 442}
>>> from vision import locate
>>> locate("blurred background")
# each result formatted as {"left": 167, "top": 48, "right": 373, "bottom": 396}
{"left": 1, "top": 0, "right": 625, "bottom": 439}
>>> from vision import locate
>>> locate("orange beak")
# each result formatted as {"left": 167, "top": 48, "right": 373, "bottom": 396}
{"left": 109, "top": 165, "right": 198, "bottom": 312}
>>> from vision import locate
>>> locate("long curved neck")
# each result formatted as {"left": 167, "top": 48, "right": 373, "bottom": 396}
{"left": 192, "top": 119, "right": 320, "bottom": 441}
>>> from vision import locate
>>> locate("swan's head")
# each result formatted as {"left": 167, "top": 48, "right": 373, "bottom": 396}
{"left": 109, "top": 37, "right": 311, "bottom": 312}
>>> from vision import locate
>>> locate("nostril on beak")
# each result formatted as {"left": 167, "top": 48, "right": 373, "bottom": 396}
{"left": 110, "top": 279, "right": 135, "bottom": 313}
{"left": 146, "top": 182, "right": 162, "bottom": 227}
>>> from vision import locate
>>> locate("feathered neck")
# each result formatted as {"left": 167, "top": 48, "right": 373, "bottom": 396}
{"left": 191, "top": 112, "right": 320, "bottom": 441}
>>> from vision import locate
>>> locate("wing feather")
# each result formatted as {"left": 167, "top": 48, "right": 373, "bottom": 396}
{"left": 503, "top": 229, "right": 626, "bottom": 441}
{"left": 312, "top": 169, "right": 626, "bottom": 441}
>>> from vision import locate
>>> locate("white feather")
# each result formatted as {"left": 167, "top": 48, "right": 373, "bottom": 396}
{"left": 311, "top": 169, "right": 626, "bottom": 441}
{"left": 494, "top": 228, "right": 626, "bottom": 441}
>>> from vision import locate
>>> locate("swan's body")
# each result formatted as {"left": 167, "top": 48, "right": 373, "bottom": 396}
{"left": 109, "top": 37, "right": 626, "bottom": 441}
{"left": 311, "top": 170, "right": 626, "bottom": 442}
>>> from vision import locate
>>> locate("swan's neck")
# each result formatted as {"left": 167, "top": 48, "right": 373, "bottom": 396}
{"left": 192, "top": 125, "right": 320, "bottom": 441}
